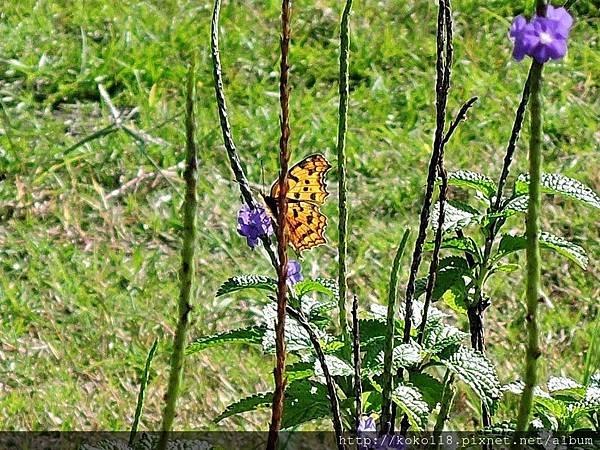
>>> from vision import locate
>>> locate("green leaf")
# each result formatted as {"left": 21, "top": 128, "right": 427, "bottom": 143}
{"left": 441, "top": 289, "right": 469, "bottom": 315}
{"left": 424, "top": 236, "right": 481, "bottom": 260}
{"left": 295, "top": 278, "right": 338, "bottom": 300}
{"left": 415, "top": 257, "right": 470, "bottom": 304}
{"left": 286, "top": 361, "right": 315, "bottom": 381}
{"left": 547, "top": 377, "right": 584, "bottom": 399}
{"left": 261, "top": 304, "right": 315, "bottom": 353}
{"left": 493, "top": 263, "right": 519, "bottom": 274}
{"left": 424, "top": 324, "right": 469, "bottom": 355}
{"left": 214, "top": 391, "right": 272, "bottom": 423}
{"left": 281, "top": 380, "right": 331, "bottom": 429}
{"left": 314, "top": 354, "right": 354, "bottom": 378}
{"left": 216, "top": 275, "right": 276, "bottom": 297}
{"left": 372, "top": 343, "right": 423, "bottom": 374}
{"left": 390, "top": 384, "right": 430, "bottom": 430}
{"left": 498, "top": 232, "right": 588, "bottom": 269}
{"left": 432, "top": 201, "right": 481, "bottom": 233}
{"left": 214, "top": 380, "right": 330, "bottom": 429}
{"left": 515, "top": 173, "right": 600, "bottom": 209}
{"left": 448, "top": 170, "right": 497, "bottom": 199}
{"left": 503, "top": 195, "right": 528, "bottom": 214}
{"left": 186, "top": 326, "right": 266, "bottom": 354}
{"left": 440, "top": 347, "right": 501, "bottom": 413}
{"left": 409, "top": 372, "right": 445, "bottom": 409}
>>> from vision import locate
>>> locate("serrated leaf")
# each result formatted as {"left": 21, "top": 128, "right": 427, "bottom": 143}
{"left": 390, "top": 384, "right": 430, "bottom": 430}
{"left": 409, "top": 372, "right": 445, "bottom": 409}
{"left": 441, "top": 289, "right": 469, "bottom": 315}
{"left": 261, "top": 304, "right": 313, "bottom": 353}
{"left": 515, "top": 173, "right": 600, "bottom": 209}
{"left": 424, "top": 324, "right": 469, "bottom": 354}
{"left": 80, "top": 440, "right": 131, "bottom": 450}
{"left": 134, "top": 434, "right": 214, "bottom": 450}
{"left": 214, "top": 391, "right": 273, "bottom": 423}
{"left": 441, "top": 347, "right": 501, "bottom": 412}
{"left": 186, "top": 326, "right": 265, "bottom": 354}
{"left": 215, "top": 380, "right": 330, "bottom": 429}
{"left": 295, "top": 279, "right": 337, "bottom": 300}
{"left": 415, "top": 257, "right": 470, "bottom": 303}
{"left": 314, "top": 354, "right": 353, "bottom": 378}
{"left": 286, "top": 361, "right": 315, "bottom": 381}
{"left": 432, "top": 201, "right": 481, "bottom": 233}
{"left": 398, "top": 299, "right": 449, "bottom": 330}
{"left": 373, "top": 343, "right": 422, "bottom": 374}
{"left": 216, "top": 275, "right": 276, "bottom": 297}
{"left": 281, "top": 380, "right": 331, "bottom": 429}
{"left": 548, "top": 377, "right": 583, "bottom": 393}
{"left": 424, "top": 236, "right": 481, "bottom": 260}
{"left": 498, "top": 232, "right": 588, "bottom": 269}
{"left": 301, "top": 297, "right": 337, "bottom": 329}
{"left": 503, "top": 195, "right": 528, "bottom": 213}
{"left": 448, "top": 170, "right": 497, "bottom": 199}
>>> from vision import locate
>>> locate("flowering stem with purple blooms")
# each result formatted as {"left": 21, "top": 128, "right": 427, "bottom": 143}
{"left": 509, "top": 1, "right": 574, "bottom": 440}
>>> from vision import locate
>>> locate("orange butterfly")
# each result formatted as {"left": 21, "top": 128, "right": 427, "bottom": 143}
{"left": 263, "top": 154, "right": 331, "bottom": 253}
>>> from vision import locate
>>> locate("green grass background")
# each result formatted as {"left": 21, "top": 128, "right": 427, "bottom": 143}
{"left": 0, "top": 0, "right": 598, "bottom": 431}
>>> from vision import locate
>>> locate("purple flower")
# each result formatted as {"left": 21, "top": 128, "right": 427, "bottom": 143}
{"left": 287, "top": 260, "right": 303, "bottom": 287}
{"left": 356, "top": 416, "right": 405, "bottom": 450}
{"left": 358, "top": 416, "right": 377, "bottom": 433}
{"left": 237, "top": 204, "right": 273, "bottom": 249}
{"left": 509, "top": 5, "right": 573, "bottom": 64}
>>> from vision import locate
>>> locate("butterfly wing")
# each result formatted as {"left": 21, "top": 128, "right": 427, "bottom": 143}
{"left": 286, "top": 201, "right": 328, "bottom": 252}
{"left": 269, "top": 154, "right": 331, "bottom": 205}
{"left": 267, "top": 154, "right": 331, "bottom": 253}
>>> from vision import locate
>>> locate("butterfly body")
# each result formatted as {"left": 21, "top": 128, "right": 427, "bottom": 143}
{"left": 263, "top": 154, "right": 331, "bottom": 253}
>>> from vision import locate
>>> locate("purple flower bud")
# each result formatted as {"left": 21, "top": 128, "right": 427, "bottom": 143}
{"left": 286, "top": 259, "right": 303, "bottom": 287}
{"left": 509, "top": 5, "right": 573, "bottom": 64}
{"left": 237, "top": 204, "right": 273, "bottom": 249}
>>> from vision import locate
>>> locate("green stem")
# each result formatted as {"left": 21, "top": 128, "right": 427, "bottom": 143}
{"left": 157, "top": 57, "right": 198, "bottom": 450}
{"left": 434, "top": 370, "right": 456, "bottom": 437}
{"left": 129, "top": 338, "right": 158, "bottom": 447}
{"left": 380, "top": 230, "right": 410, "bottom": 430}
{"left": 513, "top": 59, "right": 544, "bottom": 443}
{"left": 337, "top": 0, "right": 353, "bottom": 348}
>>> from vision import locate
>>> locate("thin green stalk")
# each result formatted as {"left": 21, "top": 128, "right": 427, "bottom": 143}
{"left": 352, "top": 295, "right": 362, "bottom": 433}
{"left": 513, "top": 58, "right": 544, "bottom": 443}
{"left": 434, "top": 370, "right": 456, "bottom": 447}
{"left": 157, "top": 57, "right": 198, "bottom": 450}
{"left": 380, "top": 230, "right": 410, "bottom": 431}
{"left": 337, "top": 0, "right": 353, "bottom": 348}
{"left": 129, "top": 338, "right": 158, "bottom": 447}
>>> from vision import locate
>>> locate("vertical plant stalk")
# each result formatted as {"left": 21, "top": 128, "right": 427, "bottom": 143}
{"left": 380, "top": 230, "right": 410, "bottom": 430}
{"left": 434, "top": 370, "right": 456, "bottom": 443}
{"left": 352, "top": 294, "right": 362, "bottom": 433}
{"left": 396, "top": 0, "right": 451, "bottom": 433}
{"left": 402, "top": 0, "right": 450, "bottom": 346}
{"left": 337, "top": 0, "right": 353, "bottom": 350}
{"left": 417, "top": 166, "right": 448, "bottom": 344}
{"left": 210, "top": 0, "right": 278, "bottom": 269}
{"left": 513, "top": 58, "right": 544, "bottom": 439}
{"left": 266, "top": 2, "right": 292, "bottom": 449}
{"left": 129, "top": 338, "right": 159, "bottom": 447}
{"left": 287, "top": 308, "right": 347, "bottom": 450}
{"left": 157, "top": 58, "right": 198, "bottom": 450}
{"left": 418, "top": 0, "right": 454, "bottom": 345}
